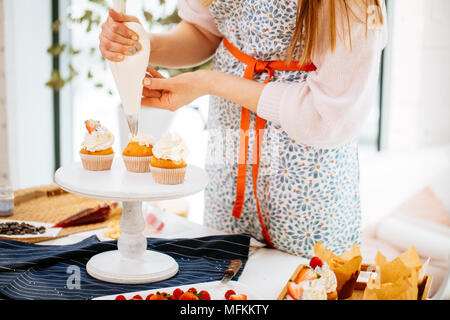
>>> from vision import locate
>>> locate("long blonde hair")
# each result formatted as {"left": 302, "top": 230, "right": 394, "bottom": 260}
{"left": 202, "top": 0, "right": 384, "bottom": 65}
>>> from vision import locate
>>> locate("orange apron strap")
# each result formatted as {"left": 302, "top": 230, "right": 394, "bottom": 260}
{"left": 250, "top": 72, "right": 275, "bottom": 247}
{"left": 231, "top": 61, "right": 256, "bottom": 219}
{"left": 252, "top": 115, "right": 274, "bottom": 247}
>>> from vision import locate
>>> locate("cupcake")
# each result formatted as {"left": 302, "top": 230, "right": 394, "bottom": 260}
{"left": 79, "top": 120, "right": 115, "bottom": 171}
{"left": 150, "top": 133, "right": 189, "bottom": 185}
{"left": 122, "top": 133, "right": 155, "bottom": 173}
{"left": 313, "top": 241, "right": 362, "bottom": 299}
{"left": 285, "top": 257, "right": 338, "bottom": 300}
{"left": 314, "top": 261, "right": 338, "bottom": 300}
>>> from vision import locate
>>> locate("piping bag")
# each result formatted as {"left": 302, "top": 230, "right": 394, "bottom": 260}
{"left": 109, "top": 0, "right": 150, "bottom": 137}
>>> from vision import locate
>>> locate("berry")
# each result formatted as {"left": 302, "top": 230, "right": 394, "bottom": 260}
{"left": 198, "top": 290, "right": 211, "bottom": 300}
{"left": 224, "top": 290, "right": 236, "bottom": 300}
{"left": 145, "top": 294, "right": 154, "bottom": 300}
{"left": 171, "top": 288, "right": 184, "bottom": 300}
{"left": 287, "top": 281, "right": 304, "bottom": 300}
{"left": 179, "top": 292, "right": 199, "bottom": 300}
{"left": 85, "top": 119, "right": 99, "bottom": 134}
{"left": 130, "top": 294, "right": 143, "bottom": 300}
{"left": 188, "top": 287, "right": 197, "bottom": 293}
{"left": 149, "top": 293, "right": 169, "bottom": 300}
{"left": 115, "top": 295, "right": 126, "bottom": 300}
{"left": 295, "top": 267, "right": 318, "bottom": 283}
{"left": 229, "top": 294, "right": 247, "bottom": 300}
{"left": 309, "top": 257, "right": 323, "bottom": 269}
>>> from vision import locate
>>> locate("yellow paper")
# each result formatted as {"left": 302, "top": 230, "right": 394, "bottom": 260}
{"left": 314, "top": 242, "right": 362, "bottom": 298}
{"left": 363, "top": 248, "right": 421, "bottom": 300}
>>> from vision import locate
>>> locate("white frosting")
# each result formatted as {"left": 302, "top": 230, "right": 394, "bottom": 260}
{"left": 299, "top": 280, "right": 327, "bottom": 300}
{"left": 81, "top": 125, "right": 115, "bottom": 152}
{"left": 130, "top": 133, "right": 155, "bottom": 147}
{"left": 152, "top": 133, "right": 189, "bottom": 162}
{"left": 316, "top": 263, "right": 338, "bottom": 293}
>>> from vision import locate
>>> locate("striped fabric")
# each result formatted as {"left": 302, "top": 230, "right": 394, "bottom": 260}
{"left": 0, "top": 234, "right": 250, "bottom": 300}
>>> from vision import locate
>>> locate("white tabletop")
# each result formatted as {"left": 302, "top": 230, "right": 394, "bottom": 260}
{"left": 40, "top": 203, "right": 307, "bottom": 300}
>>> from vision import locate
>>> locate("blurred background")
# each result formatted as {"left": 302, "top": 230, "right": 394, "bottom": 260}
{"left": 0, "top": 0, "right": 449, "bottom": 298}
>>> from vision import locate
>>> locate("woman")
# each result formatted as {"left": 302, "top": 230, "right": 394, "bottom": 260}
{"left": 100, "top": 0, "right": 387, "bottom": 257}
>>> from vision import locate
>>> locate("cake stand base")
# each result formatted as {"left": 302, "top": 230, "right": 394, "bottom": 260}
{"left": 86, "top": 250, "right": 179, "bottom": 284}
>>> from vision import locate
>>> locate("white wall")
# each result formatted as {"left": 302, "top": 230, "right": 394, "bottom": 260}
{"left": 383, "top": 0, "right": 450, "bottom": 151}
{"left": 0, "top": 0, "right": 10, "bottom": 186}
{"left": 3, "top": 0, "right": 54, "bottom": 189}
{"left": 360, "top": 0, "right": 450, "bottom": 229}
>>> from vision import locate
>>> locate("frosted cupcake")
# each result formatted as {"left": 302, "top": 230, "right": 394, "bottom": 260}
{"left": 315, "top": 262, "right": 338, "bottom": 300}
{"left": 150, "top": 133, "right": 189, "bottom": 185}
{"left": 122, "top": 133, "right": 155, "bottom": 173}
{"left": 79, "top": 120, "right": 115, "bottom": 171}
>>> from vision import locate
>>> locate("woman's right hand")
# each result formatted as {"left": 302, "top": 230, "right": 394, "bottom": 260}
{"left": 99, "top": 9, "right": 143, "bottom": 62}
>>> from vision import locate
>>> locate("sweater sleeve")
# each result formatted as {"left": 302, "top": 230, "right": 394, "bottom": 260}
{"left": 177, "top": 0, "right": 222, "bottom": 37}
{"left": 257, "top": 2, "right": 388, "bottom": 147}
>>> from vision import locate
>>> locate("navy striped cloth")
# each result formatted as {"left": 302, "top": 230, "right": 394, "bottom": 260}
{"left": 0, "top": 234, "right": 250, "bottom": 300}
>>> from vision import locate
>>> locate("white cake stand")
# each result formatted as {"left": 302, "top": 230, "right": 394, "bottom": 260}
{"left": 54, "top": 160, "right": 209, "bottom": 284}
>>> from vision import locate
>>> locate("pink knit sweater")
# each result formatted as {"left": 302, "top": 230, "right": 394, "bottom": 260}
{"left": 178, "top": 0, "right": 388, "bottom": 147}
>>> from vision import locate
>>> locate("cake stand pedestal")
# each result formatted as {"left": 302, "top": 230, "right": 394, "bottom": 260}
{"left": 54, "top": 161, "right": 209, "bottom": 284}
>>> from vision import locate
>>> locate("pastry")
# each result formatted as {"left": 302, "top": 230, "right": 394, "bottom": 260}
{"left": 284, "top": 256, "right": 338, "bottom": 300}
{"left": 79, "top": 120, "right": 115, "bottom": 171}
{"left": 311, "top": 258, "right": 338, "bottom": 300}
{"left": 150, "top": 133, "right": 189, "bottom": 185}
{"left": 313, "top": 241, "right": 362, "bottom": 299}
{"left": 122, "top": 133, "right": 155, "bottom": 172}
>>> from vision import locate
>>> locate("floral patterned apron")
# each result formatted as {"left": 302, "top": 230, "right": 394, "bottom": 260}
{"left": 203, "top": 0, "right": 361, "bottom": 257}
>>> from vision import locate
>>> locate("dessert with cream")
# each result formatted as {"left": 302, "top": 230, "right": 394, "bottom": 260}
{"left": 80, "top": 120, "right": 115, "bottom": 171}
{"left": 150, "top": 133, "right": 189, "bottom": 185}
{"left": 122, "top": 133, "right": 155, "bottom": 172}
{"left": 285, "top": 256, "right": 338, "bottom": 300}
{"left": 312, "top": 257, "right": 338, "bottom": 300}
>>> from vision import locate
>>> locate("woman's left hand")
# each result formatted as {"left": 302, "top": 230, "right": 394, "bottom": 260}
{"left": 142, "top": 66, "right": 265, "bottom": 113}
{"left": 141, "top": 67, "right": 208, "bottom": 111}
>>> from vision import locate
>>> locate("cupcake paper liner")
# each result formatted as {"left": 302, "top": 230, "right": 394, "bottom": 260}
{"left": 150, "top": 166, "right": 186, "bottom": 185}
{"left": 123, "top": 156, "right": 152, "bottom": 173}
{"left": 80, "top": 153, "right": 114, "bottom": 171}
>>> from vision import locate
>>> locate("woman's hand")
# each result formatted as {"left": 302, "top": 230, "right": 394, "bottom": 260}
{"left": 99, "top": 9, "right": 142, "bottom": 62}
{"left": 141, "top": 68, "right": 209, "bottom": 111}
{"left": 142, "top": 67, "right": 266, "bottom": 113}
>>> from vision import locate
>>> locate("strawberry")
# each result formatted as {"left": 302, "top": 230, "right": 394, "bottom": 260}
{"left": 229, "top": 294, "right": 247, "bottom": 300}
{"left": 115, "top": 295, "right": 126, "bottom": 300}
{"left": 287, "top": 281, "right": 304, "bottom": 300}
{"left": 171, "top": 288, "right": 184, "bottom": 300}
{"left": 295, "top": 266, "right": 318, "bottom": 283}
{"left": 85, "top": 119, "right": 99, "bottom": 134}
{"left": 179, "top": 292, "right": 199, "bottom": 300}
{"left": 224, "top": 290, "right": 236, "bottom": 300}
{"left": 309, "top": 256, "right": 323, "bottom": 269}
{"left": 188, "top": 287, "right": 198, "bottom": 293}
{"left": 198, "top": 290, "right": 211, "bottom": 300}
{"left": 130, "top": 294, "right": 143, "bottom": 300}
{"left": 145, "top": 294, "right": 154, "bottom": 300}
{"left": 149, "top": 293, "right": 169, "bottom": 300}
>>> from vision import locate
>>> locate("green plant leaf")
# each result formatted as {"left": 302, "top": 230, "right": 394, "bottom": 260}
{"left": 47, "top": 43, "right": 67, "bottom": 56}
{"left": 45, "top": 70, "right": 66, "bottom": 91}
{"left": 69, "top": 47, "right": 81, "bottom": 55}
{"left": 51, "top": 19, "right": 61, "bottom": 32}
{"left": 143, "top": 10, "right": 153, "bottom": 23}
